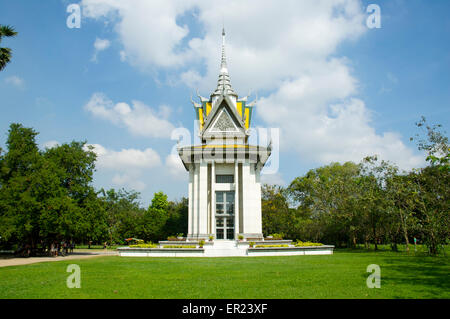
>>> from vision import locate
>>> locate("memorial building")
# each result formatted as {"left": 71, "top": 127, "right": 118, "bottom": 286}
{"left": 178, "top": 29, "right": 271, "bottom": 241}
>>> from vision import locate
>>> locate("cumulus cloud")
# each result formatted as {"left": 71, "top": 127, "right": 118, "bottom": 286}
{"left": 42, "top": 140, "right": 60, "bottom": 149}
{"left": 84, "top": 92, "right": 175, "bottom": 138}
{"left": 4, "top": 75, "right": 25, "bottom": 89}
{"left": 91, "top": 37, "right": 111, "bottom": 62}
{"left": 81, "top": 0, "right": 424, "bottom": 171}
{"left": 261, "top": 172, "right": 286, "bottom": 186}
{"left": 165, "top": 153, "right": 187, "bottom": 179}
{"left": 85, "top": 143, "right": 161, "bottom": 191}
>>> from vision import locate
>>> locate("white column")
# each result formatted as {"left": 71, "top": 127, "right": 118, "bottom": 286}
{"left": 198, "top": 160, "right": 208, "bottom": 237}
{"left": 234, "top": 161, "right": 239, "bottom": 239}
{"left": 193, "top": 163, "right": 199, "bottom": 237}
{"left": 253, "top": 164, "right": 262, "bottom": 235}
{"left": 188, "top": 164, "right": 194, "bottom": 237}
{"left": 241, "top": 161, "right": 250, "bottom": 236}
{"left": 211, "top": 161, "right": 216, "bottom": 237}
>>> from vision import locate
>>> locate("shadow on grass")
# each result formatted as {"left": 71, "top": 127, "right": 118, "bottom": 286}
{"left": 381, "top": 255, "right": 449, "bottom": 298}
{"left": 345, "top": 247, "right": 450, "bottom": 299}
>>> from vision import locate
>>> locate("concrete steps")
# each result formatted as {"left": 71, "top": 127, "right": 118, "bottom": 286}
{"left": 203, "top": 240, "right": 247, "bottom": 257}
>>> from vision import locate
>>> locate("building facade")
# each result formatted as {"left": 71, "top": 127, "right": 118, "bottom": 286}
{"left": 178, "top": 29, "right": 271, "bottom": 241}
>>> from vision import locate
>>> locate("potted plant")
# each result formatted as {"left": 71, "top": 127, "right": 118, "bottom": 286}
{"left": 238, "top": 235, "right": 244, "bottom": 241}
{"left": 199, "top": 240, "right": 205, "bottom": 248}
{"left": 249, "top": 241, "right": 255, "bottom": 248}
{"left": 209, "top": 235, "right": 214, "bottom": 242}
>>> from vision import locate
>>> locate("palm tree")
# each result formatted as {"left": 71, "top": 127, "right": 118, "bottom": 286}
{"left": 0, "top": 25, "right": 18, "bottom": 71}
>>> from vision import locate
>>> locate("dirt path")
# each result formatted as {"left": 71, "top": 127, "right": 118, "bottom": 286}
{"left": 0, "top": 250, "right": 118, "bottom": 268}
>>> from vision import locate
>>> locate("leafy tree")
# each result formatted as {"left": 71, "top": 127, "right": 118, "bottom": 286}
{"left": 0, "top": 25, "right": 18, "bottom": 71}
{"left": 410, "top": 117, "right": 450, "bottom": 255}
{"left": 411, "top": 116, "right": 449, "bottom": 172}
{"left": 0, "top": 123, "right": 108, "bottom": 252}
{"left": 102, "top": 188, "right": 144, "bottom": 243}
{"left": 289, "top": 162, "right": 361, "bottom": 246}
{"left": 139, "top": 192, "right": 170, "bottom": 242}
{"left": 163, "top": 197, "right": 188, "bottom": 238}
{"left": 261, "top": 184, "right": 292, "bottom": 238}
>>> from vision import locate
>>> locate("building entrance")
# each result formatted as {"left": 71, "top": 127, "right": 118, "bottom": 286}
{"left": 215, "top": 191, "right": 235, "bottom": 239}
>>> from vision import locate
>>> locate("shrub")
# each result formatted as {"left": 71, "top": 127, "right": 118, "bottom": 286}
{"left": 167, "top": 235, "right": 186, "bottom": 241}
{"left": 255, "top": 244, "right": 289, "bottom": 248}
{"left": 295, "top": 240, "right": 323, "bottom": 247}
{"left": 266, "top": 233, "right": 284, "bottom": 240}
{"left": 162, "top": 245, "right": 196, "bottom": 249}
{"left": 129, "top": 243, "right": 158, "bottom": 248}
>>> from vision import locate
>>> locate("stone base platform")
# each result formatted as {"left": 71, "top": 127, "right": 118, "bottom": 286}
{"left": 117, "top": 240, "right": 334, "bottom": 257}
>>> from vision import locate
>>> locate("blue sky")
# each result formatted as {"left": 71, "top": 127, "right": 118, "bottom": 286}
{"left": 0, "top": 0, "right": 449, "bottom": 206}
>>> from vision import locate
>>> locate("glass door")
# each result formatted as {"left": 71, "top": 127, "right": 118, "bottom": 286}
{"left": 215, "top": 191, "right": 235, "bottom": 240}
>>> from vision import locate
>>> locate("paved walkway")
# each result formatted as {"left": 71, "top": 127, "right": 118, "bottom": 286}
{"left": 0, "top": 250, "right": 118, "bottom": 268}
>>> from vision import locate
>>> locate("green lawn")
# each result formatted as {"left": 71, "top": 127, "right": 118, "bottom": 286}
{"left": 0, "top": 248, "right": 448, "bottom": 299}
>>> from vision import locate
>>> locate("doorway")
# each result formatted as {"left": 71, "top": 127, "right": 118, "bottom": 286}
{"left": 215, "top": 191, "right": 235, "bottom": 240}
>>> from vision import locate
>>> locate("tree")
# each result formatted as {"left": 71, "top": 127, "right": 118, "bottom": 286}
{"left": 102, "top": 188, "right": 144, "bottom": 243}
{"left": 289, "top": 162, "right": 361, "bottom": 246}
{"left": 411, "top": 116, "right": 449, "bottom": 172}
{"left": 163, "top": 197, "right": 188, "bottom": 238}
{"left": 0, "top": 123, "right": 109, "bottom": 253}
{"left": 410, "top": 117, "right": 450, "bottom": 255}
{"left": 261, "top": 184, "right": 292, "bottom": 238}
{"left": 139, "top": 192, "right": 169, "bottom": 242}
{"left": 0, "top": 25, "right": 18, "bottom": 71}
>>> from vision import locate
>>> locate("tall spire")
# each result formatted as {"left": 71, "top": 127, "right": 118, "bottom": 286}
{"left": 212, "top": 27, "right": 237, "bottom": 98}
{"left": 220, "top": 27, "right": 228, "bottom": 73}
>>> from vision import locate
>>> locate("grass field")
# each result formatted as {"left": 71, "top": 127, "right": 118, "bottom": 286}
{"left": 0, "top": 248, "right": 448, "bottom": 299}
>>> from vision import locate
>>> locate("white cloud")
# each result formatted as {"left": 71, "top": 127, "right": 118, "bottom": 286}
{"left": 85, "top": 143, "right": 162, "bottom": 191}
{"left": 87, "top": 143, "right": 161, "bottom": 169}
{"left": 84, "top": 92, "right": 175, "bottom": 138}
{"left": 112, "top": 172, "right": 146, "bottom": 191}
{"left": 42, "top": 140, "right": 60, "bottom": 149}
{"left": 91, "top": 37, "right": 111, "bottom": 62}
{"left": 4, "top": 75, "right": 25, "bottom": 89}
{"left": 165, "top": 153, "right": 187, "bottom": 180}
{"left": 81, "top": 0, "right": 424, "bottom": 171}
{"left": 261, "top": 172, "right": 286, "bottom": 186}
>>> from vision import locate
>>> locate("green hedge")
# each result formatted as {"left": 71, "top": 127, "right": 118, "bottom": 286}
{"left": 254, "top": 244, "right": 289, "bottom": 248}
{"left": 162, "top": 245, "right": 197, "bottom": 249}
{"left": 294, "top": 240, "right": 323, "bottom": 247}
{"left": 129, "top": 243, "right": 158, "bottom": 248}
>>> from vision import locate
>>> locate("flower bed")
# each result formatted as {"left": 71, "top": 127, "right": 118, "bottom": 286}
{"left": 294, "top": 241, "right": 323, "bottom": 247}
{"left": 255, "top": 244, "right": 289, "bottom": 248}
{"left": 129, "top": 244, "right": 158, "bottom": 248}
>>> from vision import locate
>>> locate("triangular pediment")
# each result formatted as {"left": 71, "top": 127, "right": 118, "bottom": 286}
{"left": 210, "top": 108, "right": 239, "bottom": 132}
{"left": 202, "top": 95, "right": 246, "bottom": 133}
{"left": 202, "top": 97, "right": 247, "bottom": 140}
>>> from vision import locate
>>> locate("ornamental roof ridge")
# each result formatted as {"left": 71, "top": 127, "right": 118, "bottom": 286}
{"left": 211, "top": 28, "right": 238, "bottom": 98}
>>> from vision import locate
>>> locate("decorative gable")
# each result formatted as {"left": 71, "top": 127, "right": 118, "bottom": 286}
{"left": 201, "top": 97, "right": 247, "bottom": 141}
{"left": 210, "top": 108, "right": 239, "bottom": 132}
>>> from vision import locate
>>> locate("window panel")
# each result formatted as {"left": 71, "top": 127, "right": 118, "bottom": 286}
{"left": 216, "top": 204, "right": 224, "bottom": 214}
{"left": 216, "top": 175, "right": 234, "bottom": 183}
{"left": 216, "top": 217, "right": 224, "bottom": 227}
